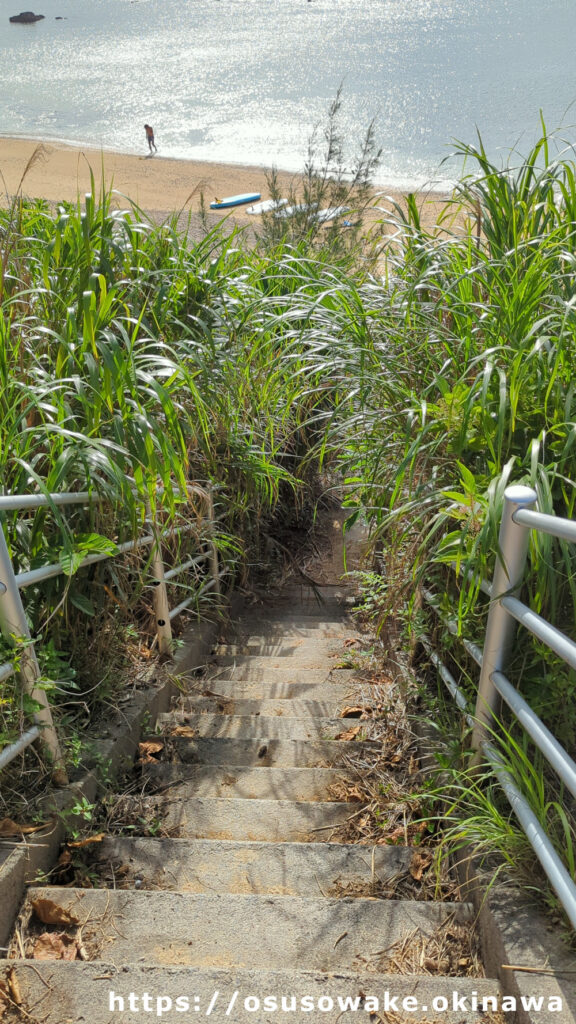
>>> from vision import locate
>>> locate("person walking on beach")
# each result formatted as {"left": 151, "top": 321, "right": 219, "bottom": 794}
{"left": 144, "top": 124, "right": 157, "bottom": 154}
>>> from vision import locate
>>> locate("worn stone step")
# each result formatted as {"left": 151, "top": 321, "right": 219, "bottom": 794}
{"left": 267, "top": 589, "right": 354, "bottom": 612}
{"left": 214, "top": 653, "right": 346, "bottom": 671}
{"left": 214, "top": 637, "right": 347, "bottom": 658}
{"left": 0, "top": 961, "right": 503, "bottom": 1024}
{"left": 215, "top": 643, "right": 347, "bottom": 662}
{"left": 142, "top": 764, "right": 354, "bottom": 801}
{"left": 236, "top": 622, "right": 352, "bottom": 638}
{"left": 160, "top": 712, "right": 353, "bottom": 740}
{"left": 171, "top": 695, "right": 345, "bottom": 718}
{"left": 181, "top": 675, "right": 360, "bottom": 703}
{"left": 164, "top": 735, "right": 375, "bottom": 767}
{"left": 207, "top": 664, "right": 359, "bottom": 685}
{"left": 20, "top": 888, "right": 472, "bottom": 972}
{"left": 92, "top": 837, "right": 420, "bottom": 895}
{"left": 133, "top": 794, "right": 355, "bottom": 841}
{"left": 207, "top": 664, "right": 336, "bottom": 684}
{"left": 231, "top": 623, "right": 353, "bottom": 640}
{"left": 233, "top": 610, "right": 349, "bottom": 626}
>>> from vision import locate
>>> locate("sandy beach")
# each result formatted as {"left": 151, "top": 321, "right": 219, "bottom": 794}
{"left": 0, "top": 136, "right": 454, "bottom": 236}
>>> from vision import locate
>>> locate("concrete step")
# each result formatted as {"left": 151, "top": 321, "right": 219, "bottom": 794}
{"left": 230, "top": 622, "right": 353, "bottom": 640}
{"left": 212, "top": 647, "right": 342, "bottom": 663}
{"left": 160, "top": 712, "right": 352, "bottom": 740}
{"left": 0, "top": 961, "right": 503, "bottom": 1024}
{"left": 230, "top": 606, "right": 348, "bottom": 622}
{"left": 206, "top": 663, "right": 360, "bottom": 684}
{"left": 214, "top": 638, "right": 347, "bottom": 658}
{"left": 139, "top": 794, "right": 356, "bottom": 841}
{"left": 142, "top": 764, "right": 355, "bottom": 801}
{"left": 93, "top": 837, "right": 420, "bottom": 895}
{"left": 214, "top": 655, "right": 347, "bottom": 673}
{"left": 232, "top": 626, "right": 353, "bottom": 641}
{"left": 165, "top": 735, "right": 376, "bottom": 767}
{"left": 181, "top": 676, "right": 360, "bottom": 703}
{"left": 21, "top": 888, "right": 472, "bottom": 972}
{"left": 171, "top": 695, "right": 345, "bottom": 718}
{"left": 265, "top": 589, "right": 354, "bottom": 612}
{"left": 207, "top": 665, "right": 335, "bottom": 684}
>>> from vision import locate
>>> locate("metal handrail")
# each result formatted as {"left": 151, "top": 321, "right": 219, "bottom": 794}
{"left": 491, "top": 670, "right": 576, "bottom": 800}
{"left": 423, "top": 484, "right": 576, "bottom": 931}
{"left": 15, "top": 533, "right": 156, "bottom": 589}
{"left": 0, "top": 726, "right": 41, "bottom": 771}
{"left": 500, "top": 594, "right": 576, "bottom": 671}
{"left": 421, "top": 588, "right": 484, "bottom": 667}
{"left": 0, "top": 484, "right": 220, "bottom": 783}
{"left": 0, "top": 491, "right": 95, "bottom": 511}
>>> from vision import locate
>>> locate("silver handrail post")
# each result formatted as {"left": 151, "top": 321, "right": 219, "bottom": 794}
{"left": 145, "top": 500, "right": 173, "bottom": 655}
{"left": 471, "top": 484, "right": 537, "bottom": 757}
{"left": 206, "top": 485, "right": 220, "bottom": 597}
{"left": 0, "top": 527, "right": 68, "bottom": 784}
{"left": 186, "top": 484, "right": 220, "bottom": 598}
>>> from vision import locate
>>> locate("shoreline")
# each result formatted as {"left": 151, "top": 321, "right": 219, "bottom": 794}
{"left": 0, "top": 136, "right": 456, "bottom": 232}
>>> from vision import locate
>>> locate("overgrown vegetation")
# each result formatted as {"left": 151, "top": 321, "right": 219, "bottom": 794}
{"left": 1, "top": 115, "right": 576, "bottom": 924}
{"left": 0, "top": 127, "right": 379, "bottom": 774}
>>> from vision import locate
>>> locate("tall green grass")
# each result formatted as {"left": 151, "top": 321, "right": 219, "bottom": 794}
{"left": 2, "top": 125, "right": 576, "bottom": 906}
{"left": 0, "top": 167, "right": 377, "bottom": 731}
{"left": 312, "top": 128, "right": 576, "bottom": 744}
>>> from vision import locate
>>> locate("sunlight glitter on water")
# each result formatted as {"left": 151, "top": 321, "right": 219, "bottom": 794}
{"left": 1, "top": 0, "right": 576, "bottom": 188}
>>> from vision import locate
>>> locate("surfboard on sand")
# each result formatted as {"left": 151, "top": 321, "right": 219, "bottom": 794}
{"left": 210, "top": 193, "right": 261, "bottom": 210}
{"left": 246, "top": 198, "right": 288, "bottom": 215}
{"left": 274, "top": 201, "right": 319, "bottom": 219}
{"left": 314, "top": 206, "right": 350, "bottom": 224}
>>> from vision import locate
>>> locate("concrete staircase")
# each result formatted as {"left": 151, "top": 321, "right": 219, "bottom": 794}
{"left": 3, "top": 588, "right": 503, "bottom": 1022}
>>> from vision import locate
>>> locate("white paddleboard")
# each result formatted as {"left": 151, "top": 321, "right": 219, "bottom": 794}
{"left": 274, "top": 202, "right": 319, "bottom": 219}
{"left": 246, "top": 198, "right": 288, "bottom": 215}
{"left": 314, "top": 206, "right": 350, "bottom": 224}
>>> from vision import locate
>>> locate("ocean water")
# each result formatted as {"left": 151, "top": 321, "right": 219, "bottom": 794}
{"left": 1, "top": 0, "right": 576, "bottom": 188}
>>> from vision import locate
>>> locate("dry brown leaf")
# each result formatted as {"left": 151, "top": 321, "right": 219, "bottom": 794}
{"left": 343, "top": 638, "right": 360, "bottom": 647}
{"left": 334, "top": 725, "right": 361, "bottom": 741}
{"left": 67, "top": 833, "right": 106, "bottom": 849}
{"left": 346, "top": 786, "right": 364, "bottom": 802}
{"left": 385, "top": 826, "right": 406, "bottom": 844}
{"left": 340, "top": 706, "right": 368, "bottom": 719}
{"left": 32, "top": 931, "right": 78, "bottom": 961}
{"left": 409, "top": 850, "right": 433, "bottom": 881}
{"left": 168, "top": 725, "right": 197, "bottom": 737}
{"left": 139, "top": 740, "right": 163, "bottom": 754}
{"left": 0, "top": 817, "right": 45, "bottom": 837}
{"left": 112, "top": 863, "right": 131, "bottom": 878}
{"left": 31, "top": 897, "right": 79, "bottom": 927}
{"left": 138, "top": 740, "right": 164, "bottom": 763}
{"left": 6, "top": 968, "right": 21, "bottom": 1007}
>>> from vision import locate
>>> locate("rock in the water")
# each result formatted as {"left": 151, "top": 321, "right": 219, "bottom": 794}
{"left": 9, "top": 11, "right": 45, "bottom": 22}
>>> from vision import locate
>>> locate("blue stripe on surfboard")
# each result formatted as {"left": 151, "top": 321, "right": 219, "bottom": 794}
{"left": 210, "top": 193, "right": 261, "bottom": 209}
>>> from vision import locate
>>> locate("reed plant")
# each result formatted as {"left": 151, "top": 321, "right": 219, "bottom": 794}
{"left": 309, "top": 127, "right": 576, "bottom": 745}
{"left": 2, "top": 120, "right": 576, "bottom": 913}
{"left": 257, "top": 85, "right": 381, "bottom": 255}
{"left": 0, "top": 167, "right": 379, "bottom": 734}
